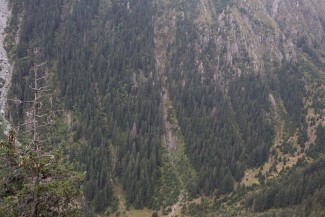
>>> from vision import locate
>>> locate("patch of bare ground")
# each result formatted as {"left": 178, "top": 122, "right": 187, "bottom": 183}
{"left": 241, "top": 95, "right": 285, "bottom": 186}
{"left": 241, "top": 94, "right": 325, "bottom": 186}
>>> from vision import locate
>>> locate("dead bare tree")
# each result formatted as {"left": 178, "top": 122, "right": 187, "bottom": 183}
{"left": 1, "top": 61, "right": 82, "bottom": 217}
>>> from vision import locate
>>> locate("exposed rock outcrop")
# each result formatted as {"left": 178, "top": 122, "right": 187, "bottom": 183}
{"left": 0, "top": 0, "right": 14, "bottom": 134}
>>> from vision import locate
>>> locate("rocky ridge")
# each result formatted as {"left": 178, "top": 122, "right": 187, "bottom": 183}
{"left": 0, "top": 0, "right": 13, "bottom": 135}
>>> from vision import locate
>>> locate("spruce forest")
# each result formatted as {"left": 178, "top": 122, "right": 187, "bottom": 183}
{"left": 1, "top": 0, "right": 325, "bottom": 216}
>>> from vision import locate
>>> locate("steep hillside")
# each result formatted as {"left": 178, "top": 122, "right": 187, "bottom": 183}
{"left": 5, "top": 0, "right": 325, "bottom": 216}
{"left": 0, "top": 0, "right": 14, "bottom": 135}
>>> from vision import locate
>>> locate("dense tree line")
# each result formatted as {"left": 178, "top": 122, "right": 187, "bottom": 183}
{"left": 307, "top": 125, "right": 325, "bottom": 158}
{"left": 0, "top": 130, "right": 83, "bottom": 216}
{"left": 168, "top": 18, "right": 245, "bottom": 196}
{"left": 6, "top": 0, "right": 312, "bottom": 213}
{"left": 248, "top": 156, "right": 325, "bottom": 214}
{"left": 277, "top": 65, "right": 306, "bottom": 129}
{"left": 229, "top": 74, "right": 275, "bottom": 167}
{"left": 9, "top": 0, "right": 63, "bottom": 125}
{"left": 56, "top": 1, "right": 114, "bottom": 212}
{"left": 166, "top": 13, "right": 283, "bottom": 196}
{"left": 57, "top": 0, "right": 162, "bottom": 211}
{"left": 9, "top": 0, "right": 162, "bottom": 213}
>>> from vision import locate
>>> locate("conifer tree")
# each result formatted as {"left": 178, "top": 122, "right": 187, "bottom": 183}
{"left": 0, "top": 64, "right": 83, "bottom": 216}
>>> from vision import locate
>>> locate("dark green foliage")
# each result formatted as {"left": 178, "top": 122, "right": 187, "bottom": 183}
{"left": 297, "top": 126, "right": 308, "bottom": 149}
{"left": 307, "top": 125, "right": 325, "bottom": 158}
{"left": 279, "top": 142, "right": 296, "bottom": 156}
{"left": 313, "top": 88, "right": 325, "bottom": 110}
{"left": 4, "top": 1, "right": 22, "bottom": 60}
{"left": 0, "top": 131, "right": 83, "bottom": 216}
{"left": 9, "top": 0, "right": 162, "bottom": 212}
{"left": 168, "top": 19, "right": 243, "bottom": 195}
{"left": 229, "top": 74, "right": 275, "bottom": 167}
{"left": 7, "top": 0, "right": 321, "bottom": 214}
{"left": 9, "top": 0, "right": 63, "bottom": 125}
{"left": 247, "top": 156, "right": 325, "bottom": 212}
{"left": 59, "top": 0, "right": 162, "bottom": 209}
{"left": 277, "top": 65, "right": 306, "bottom": 129}
{"left": 167, "top": 15, "right": 277, "bottom": 196}
{"left": 220, "top": 173, "right": 234, "bottom": 194}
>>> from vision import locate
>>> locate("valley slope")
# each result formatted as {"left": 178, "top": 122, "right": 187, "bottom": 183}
{"left": 5, "top": 0, "right": 325, "bottom": 216}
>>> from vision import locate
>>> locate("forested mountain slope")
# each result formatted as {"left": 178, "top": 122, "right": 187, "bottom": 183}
{"left": 5, "top": 0, "right": 325, "bottom": 216}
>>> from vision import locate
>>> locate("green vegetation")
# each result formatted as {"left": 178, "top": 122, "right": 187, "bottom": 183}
{"left": 151, "top": 147, "right": 180, "bottom": 208}
{"left": 178, "top": 155, "right": 325, "bottom": 217}
{"left": 313, "top": 88, "right": 325, "bottom": 110}
{"left": 308, "top": 125, "right": 325, "bottom": 158}
{"left": 9, "top": 0, "right": 162, "bottom": 213}
{"left": 166, "top": 100, "right": 198, "bottom": 198}
{"left": 229, "top": 74, "right": 275, "bottom": 167}
{"left": 168, "top": 19, "right": 243, "bottom": 197}
{"left": 4, "top": 0, "right": 325, "bottom": 216}
{"left": 246, "top": 156, "right": 325, "bottom": 216}
{"left": 0, "top": 132, "right": 83, "bottom": 216}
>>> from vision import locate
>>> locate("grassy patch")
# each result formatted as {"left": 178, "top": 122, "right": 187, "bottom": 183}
{"left": 166, "top": 98, "right": 198, "bottom": 198}
{"left": 171, "top": 133, "right": 199, "bottom": 199}
{"left": 151, "top": 145, "right": 180, "bottom": 208}
{"left": 127, "top": 208, "right": 152, "bottom": 217}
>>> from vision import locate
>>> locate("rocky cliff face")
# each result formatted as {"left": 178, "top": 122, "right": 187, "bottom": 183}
{"left": 154, "top": 0, "right": 325, "bottom": 211}
{"left": 156, "top": 0, "right": 325, "bottom": 87}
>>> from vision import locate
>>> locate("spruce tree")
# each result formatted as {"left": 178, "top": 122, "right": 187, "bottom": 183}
{"left": 0, "top": 66, "right": 83, "bottom": 216}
